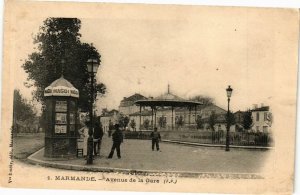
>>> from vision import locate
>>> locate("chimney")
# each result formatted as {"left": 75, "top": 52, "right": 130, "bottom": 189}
{"left": 261, "top": 103, "right": 264, "bottom": 108}
{"left": 253, "top": 104, "right": 258, "bottom": 109}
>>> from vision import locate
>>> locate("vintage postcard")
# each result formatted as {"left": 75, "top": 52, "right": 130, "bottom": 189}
{"left": 0, "top": 0, "right": 299, "bottom": 194}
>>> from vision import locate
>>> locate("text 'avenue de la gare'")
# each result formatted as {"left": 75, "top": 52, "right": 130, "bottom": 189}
{"left": 51, "top": 175, "right": 165, "bottom": 184}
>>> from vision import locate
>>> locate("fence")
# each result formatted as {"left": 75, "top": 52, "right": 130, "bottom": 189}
{"left": 123, "top": 130, "right": 273, "bottom": 147}
{"left": 124, "top": 131, "right": 152, "bottom": 140}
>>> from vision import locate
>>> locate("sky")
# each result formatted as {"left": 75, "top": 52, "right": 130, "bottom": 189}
{"left": 12, "top": 5, "right": 283, "bottom": 114}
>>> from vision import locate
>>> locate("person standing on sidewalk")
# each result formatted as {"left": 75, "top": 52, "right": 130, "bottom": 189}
{"left": 150, "top": 127, "right": 161, "bottom": 151}
{"left": 93, "top": 121, "right": 104, "bottom": 156}
{"left": 108, "top": 124, "right": 123, "bottom": 159}
{"left": 78, "top": 120, "right": 90, "bottom": 157}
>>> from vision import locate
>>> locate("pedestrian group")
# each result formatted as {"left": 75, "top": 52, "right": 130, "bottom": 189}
{"left": 78, "top": 119, "right": 162, "bottom": 161}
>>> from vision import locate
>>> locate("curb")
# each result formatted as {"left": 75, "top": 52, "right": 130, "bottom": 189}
{"left": 27, "top": 148, "right": 128, "bottom": 173}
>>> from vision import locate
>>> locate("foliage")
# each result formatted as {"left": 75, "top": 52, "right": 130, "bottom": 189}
{"left": 242, "top": 110, "right": 253, "bottom": 131}
{"left": 13, "top": 89, "right": 37, "bottom": 133}
{"left": 22, "top": 18, "right": 106, "bottom": 111}
{"left": 118, "top": 114, "right": 130, "bottom": 129}
{"left": 101, "top": 108, "right": 109, "bottom": 115}
{"left": 189, "top": 95, "right": 214, "bottom": 106}
{"left": 265, "top": 112, "right": 273, "bottom": 127}
{"left": 196, "top": 115, "right": 203, "bottom": 129}
{"left": 175, "top": 115, "right": 184, "bottom": 127}
{"left": 129, "top": 119, "right": 136, "bottom": 131}
{"left": 208, "top": 112, "right": 217, "bottom": 131}
{"left": 143, "top": 118, "right": 150, "bottom": 130}
{"left": 39, "top": 108, "right": 47, "bottom": 131}
{"left": 254, "top": 133, "right": 270, "bottom": 146}
{"left": 13, "top": 89, "right": 36, "bottom": 122}
{"left": 226, "top": 111, "right": 236, "bottom": 126}
{"left": 158, "top": 116, "right": 166, "bottom": 128}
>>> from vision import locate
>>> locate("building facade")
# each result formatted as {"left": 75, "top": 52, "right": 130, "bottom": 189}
{"left": 251, "top": 106, "right": 272, "bottom": 133}
{"left": 100, "top": 109, "right": 119, "bottom": 134}
{"left": 119, "top": 93, "right": 148, "bottom": 116}
{"left": 117, "top": 92, "right": 272, "bottom": 133}
{"left": 117, "top": 92, "right": 273, "bottom": 133}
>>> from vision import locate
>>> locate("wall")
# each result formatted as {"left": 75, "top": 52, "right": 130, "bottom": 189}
{"left": 251, "top": 111, "right": 272, "bottom": 133}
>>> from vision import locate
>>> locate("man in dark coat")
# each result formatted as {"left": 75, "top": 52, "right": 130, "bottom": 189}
{"left": 93, "top": 121, "right": 104, "bottom": 156}
{"left": 108, "top": 124, "right": 123, "bottom": 159}
{"left": 150, "top": 127, "right": 161, "bottom": 151}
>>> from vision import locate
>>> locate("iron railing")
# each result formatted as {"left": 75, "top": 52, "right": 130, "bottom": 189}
{"left": 123, "top": 130, "right": 273, "bottom": 147}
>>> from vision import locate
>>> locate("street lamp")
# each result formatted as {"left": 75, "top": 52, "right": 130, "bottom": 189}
{"left": 225, "top": 85, "right": 233, "bottom": 152}
{"left": 86, "top": 57, "right": 99, "bottom": 164}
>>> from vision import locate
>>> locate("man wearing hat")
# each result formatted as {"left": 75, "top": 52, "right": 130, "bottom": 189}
{"left": 150, "top": 127, "right": 161, "bottom": 151}
{"left": 108, "top": 123, "right": 123, "bottom": 159}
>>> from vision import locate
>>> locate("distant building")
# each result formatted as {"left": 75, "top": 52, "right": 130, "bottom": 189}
{"left": 201, "top": 113, "right": 236, "bottom": 132}
{"left": 171, "top": 105, "right": 226, "bottom": 129}
{"left": 234, "top": 110, "right": 245, "bottom": 124}
{"left": 100, "top": 109, "right": 119, "bottom": 133}
{"left": 198, "top": 105, "right": 226, "bottom": 118}
{"left": 196, "top": 105, "right": 227, "bottom": 131}
{"left": 117, "top": 92, "right": 273, "bottom": 133}
{"left": 232, "top": 105, "right": 273, "bottom": 133}
{"left": 251, "top": 105, "right": 272, "bottom": 133}
{"left": 119, "top": 93, "right": 148, "bottom": 116}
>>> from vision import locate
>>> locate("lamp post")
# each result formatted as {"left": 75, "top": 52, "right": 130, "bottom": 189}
{"left": 86, "top": 57, "right": 99, "bottom": 164}
{"left": 225, "top": 85, "right": 233, "bottom": 152}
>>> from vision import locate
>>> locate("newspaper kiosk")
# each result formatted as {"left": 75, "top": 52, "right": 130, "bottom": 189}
{"left": 43, "top": 76, "right": 79, "bottom": 158}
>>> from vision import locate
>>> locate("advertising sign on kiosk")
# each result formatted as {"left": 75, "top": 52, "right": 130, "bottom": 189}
{"left": 43, "top": 76, "right": 79, "bottom": 158}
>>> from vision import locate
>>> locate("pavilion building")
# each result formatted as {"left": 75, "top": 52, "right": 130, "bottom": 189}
{"left": 117, "top": 86, "right": 237, "bottom": 132}
{"left": 134, "top": 85, "right": 202, "bottom": 130}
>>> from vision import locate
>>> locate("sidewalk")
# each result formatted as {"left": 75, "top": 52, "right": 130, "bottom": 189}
{"left": 26, "top": 138, "right": 270, "bottom": 178}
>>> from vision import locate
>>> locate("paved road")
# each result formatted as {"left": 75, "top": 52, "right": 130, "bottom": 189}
{"left": 28, "top": 136, "right": 269, "bottom": 173}
{"left": 95, "top": 137, "right": 270, "bottom": 173}
{"left": 13, "top": 134, "right": 271, "bottom": 173}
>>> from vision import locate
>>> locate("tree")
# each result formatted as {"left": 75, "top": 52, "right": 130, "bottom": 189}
{"left": 175, "top": 115, "right": 184, "bottom": 128}
{"left": 101, "top": 108, "right": 109, "bottom": 115}
{"left": 13, "top": 89, "right": 36, "bottom": 122}
{"left": 208, "top": 112, "right": 217, "bottom": 131}
{"left": 190, "top": 95, "right": 214, "bottom": 106}
{"left": 242, "top": 110, "right": 253, "bottom": 131}
{"left": 129, "top": 119, "right": 136, "bottom": 131}
{"left": 196, "top": 115, "right": 203, "bottom": 129}
{"left": 143, "top": 119, "right": 150, "bottom": 130}
{"left": 22, "top": 18, "right": 106, "bottom": 111}
{"left": 226, "top": 111, "right": 236, "bottom": 126}
{"left": 13, "top": 89, "right": 37, "bottom": 133}
{"left": 118, "top": 114, "right": 130, "bottom": 129}
{"left": 158, "top": 116, "right": 166, "bottom": 128}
